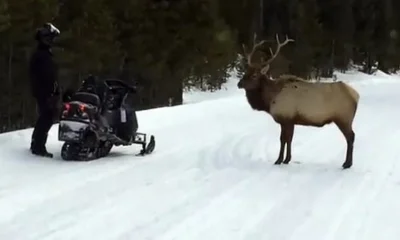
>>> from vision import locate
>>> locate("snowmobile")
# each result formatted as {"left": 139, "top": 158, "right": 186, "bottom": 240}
{"left": 57, "top": 77, "right": 155, "bottom": 161}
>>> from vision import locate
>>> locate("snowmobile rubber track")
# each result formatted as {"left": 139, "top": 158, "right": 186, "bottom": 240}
{"left": 61, "top": 141, "right": 112, "bottom": 161}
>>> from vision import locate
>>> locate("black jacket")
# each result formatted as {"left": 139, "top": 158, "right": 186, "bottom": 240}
{"left": 29, "top": 43, "right": 58, "bottom": 100}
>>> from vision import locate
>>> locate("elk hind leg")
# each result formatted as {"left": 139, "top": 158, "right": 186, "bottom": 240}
{"left": 283, "top": 124, "right": 294, "bottom": 164}
{"left": 335, "top": 120, "right": 355, "bottom": 169}
{"left": 274, "top": 124, "right": 287, "bottom": 165}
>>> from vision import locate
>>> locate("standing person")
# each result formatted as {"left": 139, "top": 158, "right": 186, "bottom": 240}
{"left": 29, "top": 22, "right": 60, "bottom": 158}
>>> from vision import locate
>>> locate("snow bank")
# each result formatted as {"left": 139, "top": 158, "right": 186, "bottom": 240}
{"left": 182, "top": 68, "right": 400, "bottom": 105}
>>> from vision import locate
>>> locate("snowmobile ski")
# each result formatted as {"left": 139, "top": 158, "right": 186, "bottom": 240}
{"left": 136, "top": 135, "right": 156, "bottom": 156}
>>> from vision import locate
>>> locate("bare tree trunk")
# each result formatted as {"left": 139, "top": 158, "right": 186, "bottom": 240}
{"left": 7, "top": 106, "right": 11, "bottom": 131}
{"left": 8, "top": 42, "right": 13, "bottom": 85}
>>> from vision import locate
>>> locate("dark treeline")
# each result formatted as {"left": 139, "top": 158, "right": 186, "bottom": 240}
{"left": 1, "top": 0, "right": 399, "bottom": 133}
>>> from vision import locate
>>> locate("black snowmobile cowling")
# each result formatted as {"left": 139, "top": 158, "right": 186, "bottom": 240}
{"left": 58, "top": 77, "right": 155, "bottom": 161}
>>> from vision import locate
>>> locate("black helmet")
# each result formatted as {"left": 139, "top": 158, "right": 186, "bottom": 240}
{"left": 35, "top": 22, "right": 60, "bottom": 46}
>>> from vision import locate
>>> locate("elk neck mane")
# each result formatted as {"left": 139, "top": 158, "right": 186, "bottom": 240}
{"left": 244, "top": 85, "right": 265, "bottom": 112}
{"left": 244, "top": 74, "right": 287, "bottom": 113}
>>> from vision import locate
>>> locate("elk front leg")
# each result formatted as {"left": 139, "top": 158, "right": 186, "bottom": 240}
{"left": 274, "top": 124, "right": 286, "bottom": 165}
{"left": 283, "top": 124, "right": 294, "bottom": 164}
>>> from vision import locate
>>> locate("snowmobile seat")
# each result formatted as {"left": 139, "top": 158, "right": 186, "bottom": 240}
{"left": 71, "top": 92, "right": 102, "bottom": 108}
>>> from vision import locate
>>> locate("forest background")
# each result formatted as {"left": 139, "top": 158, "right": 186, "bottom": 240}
{"left": 0, "top": 0, "right": 398, "bottom": 132}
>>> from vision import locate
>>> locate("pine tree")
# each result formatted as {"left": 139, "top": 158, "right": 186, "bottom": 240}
{"left": 56, "top": 0, "right": 122, "bottom": 85}
{"left": 0, "top": 0, "right": 9, "bottom": 34}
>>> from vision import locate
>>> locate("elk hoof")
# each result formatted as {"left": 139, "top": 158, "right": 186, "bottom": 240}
{"left": 274, "top": 159, "right": 283, "bottom": 165}
{"left": 342, "top": 161, "right": 352, "bottom": 169}
{"left": 283, "top": 159, "right": 291, "bottom": 164}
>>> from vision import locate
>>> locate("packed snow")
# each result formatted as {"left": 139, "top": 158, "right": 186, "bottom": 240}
{"left": 1, "top": 69, "right": 400, "bottom": 240}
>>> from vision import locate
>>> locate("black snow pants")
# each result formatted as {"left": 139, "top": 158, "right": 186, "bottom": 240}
{"left": 30, "top": 97, "right": 57, "bottom": 153}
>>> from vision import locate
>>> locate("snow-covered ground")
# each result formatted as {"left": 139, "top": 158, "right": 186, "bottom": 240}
{"left": 1, "top": 69, "right": 400, "bottom": 240}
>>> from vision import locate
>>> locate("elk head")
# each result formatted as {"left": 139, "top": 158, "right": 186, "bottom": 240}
{"left": 237, "top": 33, "right": 294, "bottom": 90}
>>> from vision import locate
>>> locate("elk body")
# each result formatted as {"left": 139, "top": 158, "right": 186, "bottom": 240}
{"left": 238, "top": 34, "right": 360, "bottom": 169}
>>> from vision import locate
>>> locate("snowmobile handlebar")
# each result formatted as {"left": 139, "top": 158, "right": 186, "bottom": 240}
{"left": 104, "top": 79, "right": 136, "bottom": 94}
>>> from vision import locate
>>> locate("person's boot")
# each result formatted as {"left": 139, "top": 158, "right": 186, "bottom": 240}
{"left": 30, "top": 135, "right": 53, "bottom": 158}
{"left": 31, "top": 147, "right": 53, "bottom": 158}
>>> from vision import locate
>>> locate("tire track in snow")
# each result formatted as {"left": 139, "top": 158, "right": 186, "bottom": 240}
{"left": 238, "top": 138, "right": 345, "bottom": 240}
{"left": 315, "top": 123, "right": 400, "bottom": 240}
{"left": 155, "top": 169, "right": 314, "bottom": 240}
{"left": 307, "top": 132, "right": 399, "bottom": 240}
{"left": 156, "top": 120, "right": 353, "bottom": 240}
{"left": 197, "top": 116, "right": 336, "bottom": 171}
{"left": 35, "top": 158, "right": 283, "bottom": 239}
{"left": 0, "top": 118, "right": 264, "bottom": 239}
{"left": 4, "top": 169, "right": 251, "bottom": 240}
{"left": 0, "top": 143, "right": 210, "bottom": 232}
{"left": 331, "top": 150, "right": 400, "bottom": 240}
{"left": 74, "top": 124, "right": 277, "bottom": 239}
{"left": 354, "top": 148, "right": 400, "bottom": 240}
{"left": 185, "top": 113, "right": 353, "bottom": 239}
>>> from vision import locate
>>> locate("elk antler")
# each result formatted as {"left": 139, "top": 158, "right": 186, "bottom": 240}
{"left": 260, "top": 34, "right": 294, "bottom": 75}
{"left": 242, "top": 33, "right": 267, "bottom": 68}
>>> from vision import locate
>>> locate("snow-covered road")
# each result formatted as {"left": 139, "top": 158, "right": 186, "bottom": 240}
{"left": 1, "top": 71, "right": 400, "bottom": 240}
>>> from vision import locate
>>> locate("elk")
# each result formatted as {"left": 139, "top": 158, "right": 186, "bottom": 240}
{"left": 238, "top": 34, "right": 360, "bottom": 169}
